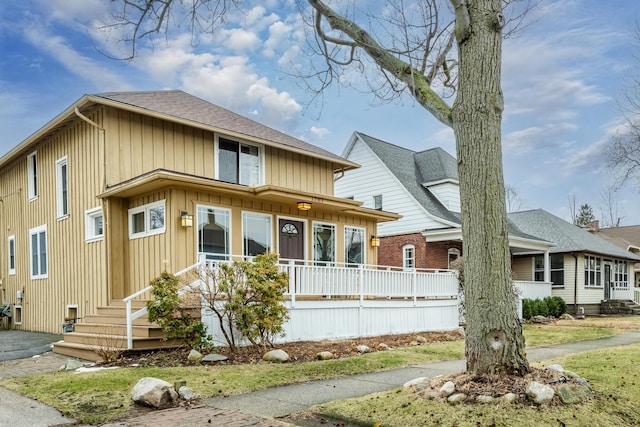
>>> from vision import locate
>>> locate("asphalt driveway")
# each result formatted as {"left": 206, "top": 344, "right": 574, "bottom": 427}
{"left": 0, "top": 330, "right": 62, "bottom": 361}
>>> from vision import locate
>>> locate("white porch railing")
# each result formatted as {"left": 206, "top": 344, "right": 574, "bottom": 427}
{"left": 514, "top": 280, "right": 553, "bottom": 301}
{"left": 123, "top": 257, "right": 459, "bottom": 349}
{"left": 611, "top": 285, "right": 635, "bottom": 301}
{"left": 635, "top": 289, "right": 640, "bottom": 305}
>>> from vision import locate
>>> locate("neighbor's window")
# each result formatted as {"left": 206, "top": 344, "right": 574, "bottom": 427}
{"left": 56, "top": 156, "right": 69, "bottom": 218}
{"left": 373, "top": 194, "right": 383, "bottom": 210}
{"left": 345, "top": 226, "right": 365, "bottom": 265}
{"left": 242, "top": 212, "right": 272, "bottom": 257}
{"left": 535, "top": 254, "right": 564, "bottom": 287}
{"left": 217, "top": 138, "right": 262, "bottom": 185}
{"left": 128, "top": 200, "right": 166, "bottom": 239}
{"left": 313, "top": 222, "right": 336, "bottom": 265}
{"left": 27, "top": 151, "right": 38, "bottom": 200}
{"left": 8, "top": 235, "right": 15, "bottom": 275}
{"left": 614, "top": 260, "right": 628, "bottom": 288}
{"left": 85, "top": 207, "right": 104, "bottom": 242}
{"left": 29, "top": 225, "right": 48, "bottom": 279}
{"left": 448, "top": 248, "right": 461, "bottom": 269}
{"left": 197, "top": 206, "right": 231, "bottom": 260}
{"left": 403, "top": 244, "right": 415, "bottom": 269}
{"left": 584, "top": 255, "right": 601, "bottom": 287}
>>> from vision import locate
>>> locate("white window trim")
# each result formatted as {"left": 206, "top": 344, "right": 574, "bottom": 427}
{"left": 403, "top": 244, "right": 415, "bottom": 270}
{"left": 56, "top": 156, "right": 69, "bottom": 219}
{"left": 13, "top": 305, "right": 22, "bottom": 325}
{"left": 27, "top": 151, "right": 38, "bottom": 201}
{"left": 312, "top": 221, "right": 337, "bottom": 264}
{"left": 344, "top": 225, "right": 366, "bottom": 265}
{"left": 196, "top": 204, "right": 233, "bottom": 261}
{"left": 8, "top": 235, "right": 16, "bottom": 275}
{"left": 448, "top": 248, "right": 461, "bottom": 269}
{"left": 128, "top": 200, "right": 166, "bottom": 239}
{"left": 85, "top": 207, "right": 104, "bottom": 242}
{"left": 214, "top": 136, "right": 265, "bottom": 185}
{"left": 242, "top": 211, "right": 273, "bottom": 257}
{"left": 584, "top": 255, "right": 602, "bottom": 288}
{"left": 29, "top": 224, "right": 48, "bottom": 279}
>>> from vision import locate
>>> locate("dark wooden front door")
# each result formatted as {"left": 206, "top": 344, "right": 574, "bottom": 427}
{"left": 279, "top": 219, "right": 304, "bottom": 261}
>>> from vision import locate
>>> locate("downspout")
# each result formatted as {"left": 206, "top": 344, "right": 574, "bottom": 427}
{"left": 571, "top": 252, "right": 578, "bottom": 315}
{"left": 333, "top": 168, "right": 345, "bottom": 181}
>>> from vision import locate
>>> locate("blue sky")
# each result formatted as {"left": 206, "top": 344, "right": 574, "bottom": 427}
{"left": 1, "top": 0, "right": 639, "bottom": 225}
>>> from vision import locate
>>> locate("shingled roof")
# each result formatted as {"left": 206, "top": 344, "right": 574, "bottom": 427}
{"left": 354, "top": 132, "right": 461, "bottom": 224}
{"left": 508, "top": 209, "right": 640, "bottom": 260}
{"left": 93, "top": 90, "right": 352, "bottom": 167}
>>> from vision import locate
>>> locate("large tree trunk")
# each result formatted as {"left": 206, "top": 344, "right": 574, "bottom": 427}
{"left": 451, "top": 0, "right": 529, "bottom": 375}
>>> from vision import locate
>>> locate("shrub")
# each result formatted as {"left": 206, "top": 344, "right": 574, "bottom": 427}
{"left": 522, "top": 298, "right": 533, "bottom": 320}
{"left": 147, "top": 271, "right": 211, "bottom": 350}
{"left": 522, "top": 296, "right": 568, "bottom": 319}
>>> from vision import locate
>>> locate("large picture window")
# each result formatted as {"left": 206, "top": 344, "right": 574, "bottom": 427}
{"left": 584, "top": 255, "right": 601, "bottom": 287}
{"left": 218, "top": 138, "right": 262, "bottom": 185}
{"left": 128, "top": 200, "right": 166, "bottom": 239}
{"left": 242, "top": 212, "right": 272, "bottom": 257}
{"left": 56, "top": 156, "right": 69, "bottom": 218}
{"left": 344, "top": 226, "right": 364, "bottom": 265}
{"left": 313, "top": 223, "right": 336, "bottom": 265}
{"left": 197, "top": 206, "right": 231, "bottom": 260}
{"left": 29, "top": 225, "right": 47, "bottom": 279}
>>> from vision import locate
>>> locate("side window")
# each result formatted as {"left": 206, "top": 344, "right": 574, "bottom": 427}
{"left": 128, "top": 200, "right": 166, "bottom": 239}
{"left": 373, "top": 194, "right": 383, "bottom": 210}
{"left": 27, "top": 151, "right": 38, "bottom": 200}
{"left": 313, "top": 222, "right": 336, "bottom": 265}
{"left": 345, "top": 226, "right": 365, "bottom": 265}
{"left": 197, "top": 206, "right": 231, "bottom": 260}
{"left": 29, "top": 225, "right": 48, "bottom": 279}
{"left": 242, "top": 212, "right": 272, "bottom": 257}
{"left": 85, "top": 207, "right": 104, "bottom": 242}
{"left": 56, "top": 156, "right": 69, "bottom": 218}
{"left": 403, "top": 244, "right": 415, "bottom": 269}
{"left": 8, "top": 235, "right": 15, "bottom": 275}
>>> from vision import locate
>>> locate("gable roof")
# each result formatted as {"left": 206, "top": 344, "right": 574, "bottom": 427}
{"left": 1, "top": 90, "right": 357, "bottom": 172}
{"left": 592, "top": 225, "right": 640, "bottom": 252}
{"left": 352, "top": 132, "right": 461, "bottom": 224}
{"left": 508, "top": 209, "right": 640, "bottom": 261}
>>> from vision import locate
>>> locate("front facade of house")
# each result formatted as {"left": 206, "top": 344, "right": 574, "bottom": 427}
{"left": 589, "top": 224, "right": 640, "bottom": 289}
{"left": 0, "top": 91, "right": 397, "bottom": 334}
{"left": 334, "top": 132, "right": 640, "bottom": 315}
{"left": 510, "top": 210, "right": 640, "bottom": 315}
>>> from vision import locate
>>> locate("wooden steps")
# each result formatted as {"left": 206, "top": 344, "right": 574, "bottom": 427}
{"left": 53, "top": 300, "right": 190, "bottom": 361}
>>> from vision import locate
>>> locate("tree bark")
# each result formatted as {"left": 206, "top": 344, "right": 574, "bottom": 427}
{"left": 451, "top": 0, "right": 529, "bottom": 375}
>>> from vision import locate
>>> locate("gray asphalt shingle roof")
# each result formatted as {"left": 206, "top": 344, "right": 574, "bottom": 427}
{"left": 508, "top": 209, "right": 640, "bottom": 260}
{"left": 354, "top": 132, "right": 461, "bottom": 224}
{"left": 93, "top": 90, "right": 351, "bottom": 166}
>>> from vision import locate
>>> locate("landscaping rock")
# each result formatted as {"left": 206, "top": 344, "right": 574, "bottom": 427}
{"left": 560, "top": 313, "right": 575, "bottom": 320}
{"left": 62, "top": 359, "right": 92, "bottom": 372}
{"left": 263, "top": 349, "right": 290, "bottom": 363}
{"left": 131, "top": 377, "right": 179, "bottom": 409}
{"left": 546, "top": 364, "right": 564, "bottom": 373}
{"left": 378, "top": 343, "right": 390, "bottom": 350}
{"left": 315, "top": 351, "right": 334, "bottom": 360}
{"left": 178, "top": 386, "right": 195, "bottom": 400}
{"left": 526, "top": 381, "right": 554, "bottom": 404}
{"left": 415, "top": 335, "right": 427, "bottom": 343}
{"left": 439, "top": 381, "right": 456, "bottom": 397}
{"left": 530, "top": 315, "right": 549, "bottom": 324}
{"left": 573, "top": 377, "right": 592, "bottom": 391}
{"left": 187, "top": 349, "right": 203, "bottom": 362}
{"left": 202, "top": 353, "right": 228, "bottom": 363}
{"left": 475, "top": 395, "right": 494, "bottom": 403}
{"left": 356, "top": 345, "right": 370, "bottom": 354}
{"left": 501, "top": 393, "right": 517, "bottom": 403}
{"left": 557, "top": 384, "right": 592, "bottom": 404}
{"left": 403, "top": 377, "right": 431, "bottom": 391}
{"left": 447, "top": 393, "right": 467, "bottom": 404}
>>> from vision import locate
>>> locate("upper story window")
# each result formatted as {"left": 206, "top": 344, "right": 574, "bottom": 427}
{"left": 345, "top": 226, "right": 365, "bottom": 265}
{"left": 29, "top": 225, "right": 48, "bottom": 279}
{"left": 128, "top": 200, "right": 166, "bottom": 239}
{"left": 584, "top": 255, "right": 601, "bottom": 288}
{"left": 8, "top": 235, "right": 15, "bottom": 275}
{"left": 373, "top": 194, "right": 383, "bottom": 210}
{"left": 242, "top": 212, "right": 272, "bottom": 257}
{"left": 27, "top": 152, "right": 38, "bottom": 200}
{"left": 403, "top": 244, "right": 415, "bottom": 269}
{"left": 313, "top": 222, "right": 336, "bottom": 265}
{"left": 56, "top": 156, "right": 69, "bottom": 219}
{"left": 218, "top": 138, "right": 262, "bottom": 185}
{"left": 85, "top": 207, "right": 104, "bottom": 242}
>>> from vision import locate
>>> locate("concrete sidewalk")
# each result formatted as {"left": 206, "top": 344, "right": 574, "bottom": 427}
{"left": 200, "top": 331, "right": 640, "bottom": 419}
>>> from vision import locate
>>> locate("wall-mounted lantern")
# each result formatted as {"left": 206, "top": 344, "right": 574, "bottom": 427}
{"left": 370, "top": 235, "right": 381, "bottom": 247}
{"left": 180, "top": 211, "right": 193, "bottom": 227}
{"left": 297, "top": 201, "right": 312, "bottom": 211}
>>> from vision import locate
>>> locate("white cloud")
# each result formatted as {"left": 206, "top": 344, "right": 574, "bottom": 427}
{"left": 503, "top": 123, "right": 576, "bottom": 155}
{"left": 264, "top": 21, "right": 293, "bottom": 57}
{"left": 310, "top": 126, "right": 331, "bottom": 138}
{"left": 221, "top": 28, "right": 261, "bottom": 52}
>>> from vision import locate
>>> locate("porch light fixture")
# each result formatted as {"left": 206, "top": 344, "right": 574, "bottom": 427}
{"left": 297, "top": 201, "right": 312, "bottom": 211}
{"left": 370, "top": 235, "right": 381, "bottom": 247}
{"left": 180, "top": 211, "right": 193, "bottom": 227}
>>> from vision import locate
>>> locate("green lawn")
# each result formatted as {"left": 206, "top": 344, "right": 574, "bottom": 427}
{"left": 0, "top": 322, "right": 628, "bottom": 424}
